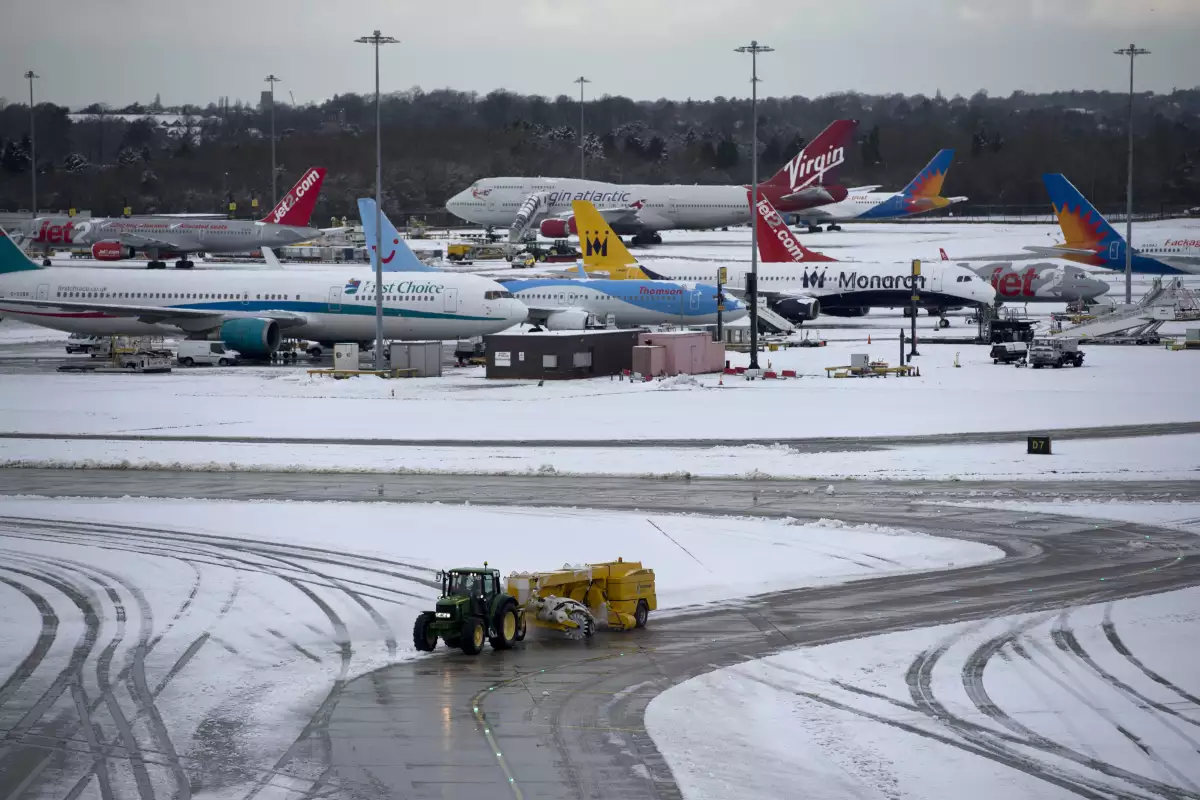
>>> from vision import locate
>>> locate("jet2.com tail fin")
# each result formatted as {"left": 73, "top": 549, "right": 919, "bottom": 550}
{"left": 752, "top": 192, "right": 837, "bottom": 264}
{"left": 571, "top": 200, "right": 640, "bottom": 270}
{"left": 358, "top": 198, "right": 439, "bottom": 273}
{"left": 900, "top": 149, "right": 955, "bottom": 198}
{"left": 262, "top": 167, "right": 327, "bottom": 227}
{"left": 0, "top": 229, "right": 41, "bottom": 274}
{"left": 764, "top": 118, "right": 858, "bottom": 191}
{"left": 1042, "top": 173, "right": 1123, "bottom": 250}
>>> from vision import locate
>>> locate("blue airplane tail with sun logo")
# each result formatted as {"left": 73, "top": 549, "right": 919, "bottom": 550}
{"left": 357, "top": 198, "right": 439, "bottom": 273}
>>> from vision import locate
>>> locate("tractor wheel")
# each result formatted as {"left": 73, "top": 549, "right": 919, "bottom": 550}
{"left": 634, "top": 600, "right": 649, "bottom": 629}
{"left": 461, "top": 618, "right": 485, "bottom": 655}
{"left": 513, "top": 612, "right": 527, "bottom": 642}
{"left": 490, "top": 600, "right": 519, "bottom": 650}
{"left": 412, "top": 612, "right": 438, "bottom": 652}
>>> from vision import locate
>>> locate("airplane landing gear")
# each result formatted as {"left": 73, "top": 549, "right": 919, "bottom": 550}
{"left": 806, "top": 225, "right": 823, "bottom": 234}
{"left": 938, "top": 317, "right": 951, "bottom": 329}
{"left": 631, "top": 232, "right": 662, "bottom": 246}
{"left": 175, "top": 259, "right": 194, "bottom": 269}
{"left": 147, "top": 260, "right": 167, "bottom": 269}
{"left": 42, "top": 257, "right": 52, "bottom": 267}
{"left": 826, "top": 224, "right": 842, "bottom": 232}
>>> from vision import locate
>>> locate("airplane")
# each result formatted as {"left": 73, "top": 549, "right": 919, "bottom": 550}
{"left": 1025, "top": 173, "right": 1200, "bottom": 274}
{"left": 790, "top": 149, "right": 967, "bottom": 232}
{"left": 445, "top": 119, "right": 858, "bottom": 245}
{"left": 364, "top": 197, "right": 746, "bottom": 329}
{"left": 16, "top": 168, "right": 330, "bottom": 270}
{"left": 936, "top": 248, "right": 1109, "bottom": 304}
{"left": 0, "top": 228, "right": 526, "bottom": 359}
{"left": 622, "top": 194, "right": 994, "bottom": 325}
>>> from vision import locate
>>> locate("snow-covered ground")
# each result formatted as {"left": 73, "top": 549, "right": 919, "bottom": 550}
{"left": 647, "top": 586, "right": 1200, "bottom": 800}
{"left": 4, "top": 433, "right": 1197, "bottom": 481}
{"left": 2, "top": 334, "right": 1197, "bottom": 442}
{"left": 0, "top": 497, "right": 999, "bottom": 800}
{"left": 934, "top": 500, "right": 1200, "bottom": 534}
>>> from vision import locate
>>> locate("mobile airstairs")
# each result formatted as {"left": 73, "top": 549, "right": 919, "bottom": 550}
{"left": 1051, "top": 278, "right": 1200, "bottom": 341}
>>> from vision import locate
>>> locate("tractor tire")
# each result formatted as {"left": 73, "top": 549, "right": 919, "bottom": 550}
{"left": 461, "top": 618, "right": 485, "bottom": 655}
{"left": 490, "top": 600, "right": 519, "bottom": 650}
{"left": 413, "top": 612, "right": 438, "bottom": 652}
{"left": 513, "top": 612, "right": 527, "bottom": 642}
{"left": 634, "top": 600, "right": 649, "bottom": 628}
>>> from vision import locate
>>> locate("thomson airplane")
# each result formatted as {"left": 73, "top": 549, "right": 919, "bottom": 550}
{"left": 445, "top": 120, "right": 858, "bottom": 245}
{"left": 1025, "top": 173, "right": 1200, "bottom": 274}
{"left": 362, "top": 197, "right": 746, "bottom": 329}
{"left": 17, "top": 168, "right": 329, "bottom": 270}
{"left": 0, "top": 229, "right": 525, "bottom": 358}
{"left": 791, "top": 150, "right": 967, "bottom": 232}
{"left": 627, "top": 195, "right": 994, "bottom": 324}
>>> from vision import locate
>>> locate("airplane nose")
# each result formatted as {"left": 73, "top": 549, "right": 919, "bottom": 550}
{"left": 505, "top": 298, "right": 528, "bottom": 325}
{"left": 1092, "top": 277, "right": 1110, "bottom": 296}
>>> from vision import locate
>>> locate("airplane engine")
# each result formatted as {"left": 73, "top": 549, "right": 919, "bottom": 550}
{"left": 544, "top": 309, "right": 590, "bottom": 331}
{"left": 539, "top": 217, "right": 577, "bottom": 238}
{"left": 220, "top": 318, "right": 281, "bottom": 359}
{"left": 91, "top": 241, "right": 131, "bottom": 261}
{"left": 773, "top": 297, "right": 821, "bottom": 322}
{"left": 823, "top": 306, "right": 869, "bottom": 318}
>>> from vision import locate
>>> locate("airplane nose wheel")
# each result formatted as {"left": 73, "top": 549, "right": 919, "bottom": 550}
{"left": 42, "top": 258, "right": 52, "bottom": 266}
{"left": 175, "top": 259, "right": 194, "bottom": 269}
{"left": 938, "top": 317, "right": 950, "bottom": 329}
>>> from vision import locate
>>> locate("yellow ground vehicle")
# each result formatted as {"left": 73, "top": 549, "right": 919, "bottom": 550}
{"left": 505, "top": 558, "right": 656, "bottom": 638}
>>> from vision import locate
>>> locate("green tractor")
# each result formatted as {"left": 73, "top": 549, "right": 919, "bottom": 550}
{"left": 413, "top": 564, "right": 527, "bottom": 655}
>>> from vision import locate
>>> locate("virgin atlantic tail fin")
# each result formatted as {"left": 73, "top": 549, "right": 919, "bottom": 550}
{"left": 261, "top": 167, "right": 326, "bottom": 227}
{"left": 752, "top": 192, "right": 837, "bottom": 263}
{"left": 763, "top": 119, "right": 858, "bottom": 191}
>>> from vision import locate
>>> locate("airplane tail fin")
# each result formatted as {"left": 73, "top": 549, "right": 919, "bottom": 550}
{"left": 261, "top": 167, "right": 327, "bottom": 227}
{"left": 939, "top": 247, "right": 949, "bottom": 261}
{"left": 1042, "top": 173, "right": 1123, "bottom": 249}
{"left": 752, "top": 192, "right": 837, "bottom": 263}
{"left": 0, "top": 229, "right": 40, "bottom": 274}
{"left": 764, "top": 119, "right": 858, "bottom": 190}
{"left": 358, "top": 198, "right": 439, "bottom": 273}
{"left": 900, "top": 149, "right": 955, "bottom": 198}
{"left": 572, "top": 200, "right": 640, "bottom": 269}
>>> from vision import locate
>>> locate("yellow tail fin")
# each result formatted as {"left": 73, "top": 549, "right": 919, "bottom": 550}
{"left": 572, "top": 200, "right": 639, "bottom": 270}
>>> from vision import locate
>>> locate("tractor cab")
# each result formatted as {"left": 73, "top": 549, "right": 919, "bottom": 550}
{"left": 439, "top": 567, "right": 501, "bottom": 618}
{"left": 418, "top": 563, "right": 525, "bottom": 656}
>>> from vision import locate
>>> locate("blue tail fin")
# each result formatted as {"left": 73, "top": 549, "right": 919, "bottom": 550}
{"left": 357, "top": 198, "right": 439, "bottom": 273}
{"left": 0, "top": 229, "right": 40, "bottom": 274}
{"left": 900, "top": 149, "right": 954, "bottom": 197}
{"left": 1041, "top": 173, "right": 1123, "bottom": 249}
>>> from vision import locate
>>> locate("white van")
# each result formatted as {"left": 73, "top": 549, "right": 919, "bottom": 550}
{"left": 177, "top": 341, "right": 241, "bottom": 367}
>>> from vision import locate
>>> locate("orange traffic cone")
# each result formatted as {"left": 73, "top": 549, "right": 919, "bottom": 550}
{"left": 868, "top": 334, "right": 872, "bottom": 344}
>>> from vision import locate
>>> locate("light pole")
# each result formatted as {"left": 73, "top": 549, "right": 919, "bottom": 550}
{"left": 355, "top": 30, "right": 399, "bottom": 370}
{"left": 24, "top": 70, "right": 39, "bottom": 217}
{"left": 574, "top": 76, "right": 591, "bottom": 179}
{"left": 1115, "top": 44, "right": 1149, "bottom": 305}
{"left": 735, "top": 40, "right": 772, "bottom": 373}
{"left": 264, "top": 74, "right": 281, "bottom": 205}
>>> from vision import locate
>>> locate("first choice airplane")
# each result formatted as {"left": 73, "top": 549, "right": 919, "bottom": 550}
{"left": 16, "top": 168, "right": 329, "bottom": 270}
{"left": 0, "top": 228, "right": 526, "bottom": 359}
{"left": 361, "top": 196, "right": 746, "bottom": 329}
{"left": 790, "top": 149, "right": 968, "bottom": 232}
{"left": 445, "top": 119, "right": 858, "bottom": 245}
{"left": 1026, "top": 173, "right": 1200, "bottom": 274}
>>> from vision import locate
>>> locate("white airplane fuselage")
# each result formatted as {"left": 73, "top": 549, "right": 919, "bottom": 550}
{"left": 0, "top": 267, "right": 526, "bottom": 341}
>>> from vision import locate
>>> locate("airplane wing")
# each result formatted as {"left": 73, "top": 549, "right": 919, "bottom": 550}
{"left": 791, "top": 206, "right": 836, "bottom": 222}
{"left": 780, "top": 185, "right": 841, "bottom": 205}
{"left": 0, "top": 297, "right": 308, "bottom": 330}
{"left": 102, "top": 230, "right": 180, "bottom": 250}
{"left": 1023, "top": 245, "right": 1098, "bottom": 258}
{"left": 846, "top": 185, "right": 883, "bottom": 194}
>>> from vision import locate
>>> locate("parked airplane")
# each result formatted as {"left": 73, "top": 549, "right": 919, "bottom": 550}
{"left": 625, "top": 195, "right": 993, "bottom": 324}
{"left": 1026, "top": 174, "right": 1200, "bottom": 274}
{"left": 445, "top": 120, "right": 858, "bottom": 245}
{"left": 790, "top": 150, "right": 967, "bottom": 232}
{"left": 0, "top": 229, "right": 526, "bottom": 358}
{"left": 936, "top": 248, "right": 1109, "bottom": 304}
{"left": 364, "top": 197, "right": 745, "bottom": 329}
{"left": 18, "top": 168, "right": 329, "bottom": 270}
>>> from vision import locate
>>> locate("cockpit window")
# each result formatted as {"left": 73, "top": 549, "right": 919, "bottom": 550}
{"left": 484, "top": 290, "right": 514, "bottom": 300}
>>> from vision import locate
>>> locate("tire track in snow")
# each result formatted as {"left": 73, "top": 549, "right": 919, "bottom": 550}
{"left": 1101, "top": 605, "right": 1200, "bottom": 713}
{"left": 0, "top": 575, "right": 58, "bottom": 711}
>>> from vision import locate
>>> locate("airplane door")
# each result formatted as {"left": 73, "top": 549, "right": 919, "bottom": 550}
{"left": 327, "top": 286, "right": 342, "bottom": 312}
{"left": 1109, "top": 240, "right": 1122, "bottom": 261}
{"left": 667, "top": 196, "right": 678, "bottom": 220}
{"left": 36, "top": 284, "right": 49, "bottom": 301}
{"left": 689, "top": 289, "right": 700, "bottom": 311}
{"left": 444, "top": 288, "right": 459, "bottom": 314}
{"left": 929, "top": 270, "right": 942, "bottom": 294}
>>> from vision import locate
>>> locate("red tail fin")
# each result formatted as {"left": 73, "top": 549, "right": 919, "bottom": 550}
{"left": 764, "top": 119, "right": 858, "bottom": 191}
{"left": 262, "top": 167, "right": 326, "bottom": 226}
{"left": 939, "top": 247, "right": 949, "bottom": 261}
{"left": 751, "top": 191, "right": 837, "bottom": 263}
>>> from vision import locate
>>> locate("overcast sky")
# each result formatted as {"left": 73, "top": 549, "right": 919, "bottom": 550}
{"left": 2, "top": 0, "right": 1197, "bottom": 110}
